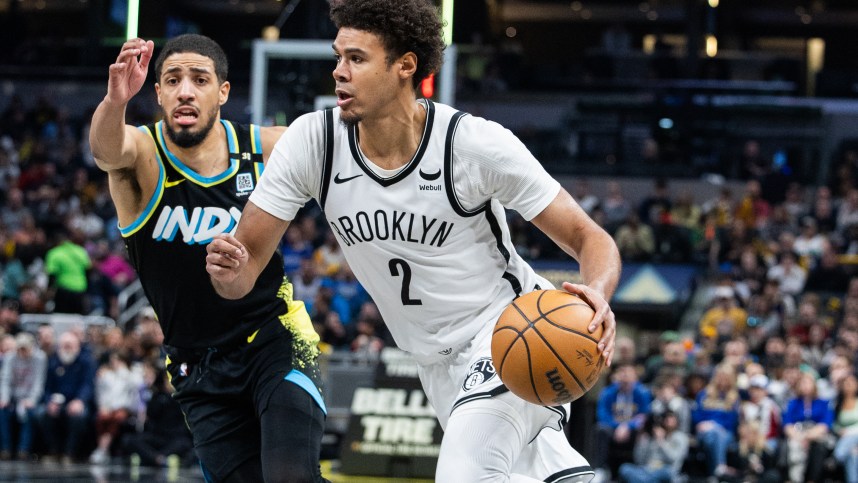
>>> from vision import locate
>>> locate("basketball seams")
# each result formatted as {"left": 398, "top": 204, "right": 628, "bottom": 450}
{"left": 522, "top": 335, "right": 547, "bottom": 405}
{"left": 492, "top": 289, "right": 605, "bottom": 406}
{"left": 529, "top": 324, "right": 589, "bottom": 393}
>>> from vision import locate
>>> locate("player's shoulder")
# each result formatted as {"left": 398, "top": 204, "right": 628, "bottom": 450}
{"left": 435, "top": 103, "right": 518, "bottom": 156}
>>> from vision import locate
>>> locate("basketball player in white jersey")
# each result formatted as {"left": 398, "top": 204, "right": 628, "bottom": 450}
{"left": 207, "top": 0, "right": 621, "bottom": 481}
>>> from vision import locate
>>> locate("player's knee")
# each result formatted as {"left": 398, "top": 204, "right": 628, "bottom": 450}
{"left": 436, "top": 444, "right": 510, "bottom": 483}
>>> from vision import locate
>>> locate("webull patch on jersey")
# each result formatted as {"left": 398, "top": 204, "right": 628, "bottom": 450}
{"left": 151, "top": 205, "right": 242, "bottom": 244}
{"left": 462, "top": 357, "right": 496, "bottom": 391}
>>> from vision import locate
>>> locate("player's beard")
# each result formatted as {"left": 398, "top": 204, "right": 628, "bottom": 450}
{"left": 164, "top": 104, "right": 220, "bottom": 148}
{"left": 339, "top": 111, "right": 361, "bottom": 128}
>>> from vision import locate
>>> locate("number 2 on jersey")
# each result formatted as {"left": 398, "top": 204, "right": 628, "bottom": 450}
{"left": 388, "top": 258, "right": 422, "bottom": 305}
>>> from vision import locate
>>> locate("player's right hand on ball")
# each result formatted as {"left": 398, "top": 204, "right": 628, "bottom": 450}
{"left": 107, "top": 38, "right": 154, "bottom": 105}
{"left": 206, "top": 233, "right": 248, "bottom": 283}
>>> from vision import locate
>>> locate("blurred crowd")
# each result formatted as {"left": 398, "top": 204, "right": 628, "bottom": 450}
{"left": 586, "top": 144, "right": 858, "bottom": 482}
{"left": 3, "top": 92, "right": 858, "bottom": 479}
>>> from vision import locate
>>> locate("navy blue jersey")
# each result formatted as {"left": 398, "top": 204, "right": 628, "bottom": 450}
{"left": 123, "top": 120, "right": 287, "bottom": 349}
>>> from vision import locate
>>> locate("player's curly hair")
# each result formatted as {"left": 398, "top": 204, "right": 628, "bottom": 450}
{"left": 154, "top": 34, "right": 229, "bottom": 83}
{"left": 330, "top": 0, "right": 445, "bottom": 90}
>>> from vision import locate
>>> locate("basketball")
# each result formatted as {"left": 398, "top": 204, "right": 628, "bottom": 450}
{"left": 491, "top": 289, "right": 605, "bottom": 406}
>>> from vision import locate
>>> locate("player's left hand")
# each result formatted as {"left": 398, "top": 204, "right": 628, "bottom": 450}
{"left": 561, "top": 281, "right": 616, "bottom": 367}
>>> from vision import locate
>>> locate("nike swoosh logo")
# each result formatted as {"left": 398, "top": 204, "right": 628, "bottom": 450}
{"left": 419, "top": 169, "right": 441, "bottom": 181}
{"left": 247, "top": 329, "right": 260, "bottom": 344}
{"left": 333, "top": 173, "right": 363, "bottom": 184}
{"left": 165, "top": 178, "right": 185, "bottom": 188}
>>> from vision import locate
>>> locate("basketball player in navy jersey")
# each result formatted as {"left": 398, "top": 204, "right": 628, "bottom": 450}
{"left": 89, "top": 34, "right": 328, "bottom": 482}
{"left": 207, "top": 1, "right": 621, "bottom": 481}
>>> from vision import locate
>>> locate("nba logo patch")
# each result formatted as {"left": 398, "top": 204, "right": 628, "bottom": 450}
{"left": 236, "top": 173, "right": 254, "bottom": 192}
{"left": 179, "top": 363, "right": 188, "bottom": 377}
{"left": 462, "top": 357, "right": 496, "bottom": 391}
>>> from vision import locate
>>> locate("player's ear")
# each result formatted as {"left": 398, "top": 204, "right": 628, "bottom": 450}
{"left": 219, "top": 81, "right": 230, "bottom": 106}
{"left": 398, "top": 52, "right": 417, "bottom": 81}
{"left": 155, "top": 83, "right": 162, "bottom": 106}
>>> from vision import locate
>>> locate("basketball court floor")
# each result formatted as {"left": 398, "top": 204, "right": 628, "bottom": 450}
{"left": 0, "top": 460, "right": 433, "bottom": 482}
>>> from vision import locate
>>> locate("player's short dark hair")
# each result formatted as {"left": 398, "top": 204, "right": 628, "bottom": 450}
{"left": 154, "top": 34, "right": 228, "bottom": 83}
{"left": 330, "top": 0, "right": 445, "bottom": 90}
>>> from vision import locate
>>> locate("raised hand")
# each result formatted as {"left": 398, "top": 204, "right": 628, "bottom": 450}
{"left": 106, "top": 38, "right": 154, "bottom": 105}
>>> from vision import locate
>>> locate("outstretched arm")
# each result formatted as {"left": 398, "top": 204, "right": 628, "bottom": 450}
{"left": 531, "top": 188, "right": 622, "bottom": 365}
{"left": 90, "top": 38, "right": 154, "bottom": 172}
{"left": 206, "top": 201, "right": 291, "bottom": 299}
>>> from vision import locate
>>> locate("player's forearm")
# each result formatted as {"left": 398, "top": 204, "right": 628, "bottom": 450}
{"left": 90, "top": 98, "right": 133, "bottom": 171}
{"left": 576, "top": 228, "right": 621, "bottom": 300}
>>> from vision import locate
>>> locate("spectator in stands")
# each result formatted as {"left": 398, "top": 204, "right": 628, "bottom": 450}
{"left": 643, "top": 336, "right": 690, "bottom": 384}
{"left": 794, "top": 216, "right": 827, "bottom": 261}
{"left": 811, "top": 186, "right": 838, "bottom": 234}
{"left": 692, "top": 362, "right": 741, "bottom": 478}
{"left": 701, "top": 186, "right": 735, "bottom": 229}
{"left": 327, "top": 263, "right": 368, "bottom": 322}
{"left": 637, "top": 177, "right": 673, "bottom": 226}
{"left": 292, "top": 258, "right": 322, "bottom": 315}
{"left": 614, "top": 213, "right": 656, "bottom": 261}
{"left": 1, "top": 253, "right": 29, "bottom": 303}
{"left": 805, "top": 246, "right": 851, "bottom": 294}
{"left": 350, "top": 314, "right": 384, "bottom": 362}
{"left": 699, "top": 285, "right": 748, "bottom": 345}
{"left": 761, "top": 204, "right": 797, "bottom": 244}
{"left": 89, "top": 351, "right": 142, "bottom": 465}
{"left": 36, "top": 330, "right": 96, "bottom": 463}
{"left": 67, "top": 201, "right": 105, "bottom": 242}
{"left": 313, "top": 230, "right": 347, "bottom": 277}
{"left": 649, "top": 376, "right": 691, "bottom": 434}
{"left": 90, "top": 240, "right": 135, "bottom": 290}
{"left": 0, "top": 301, "right": 20, "bottom": 337}
{"left": 280, "top": 225, "right": 314, "bottom": 280}
{"left": 0, "top": 332, "right": 46, "bottom": 461}
{"left": 613, "top": 335, "right": 640, "bottom": 367}
{"left": 17, "top": 284, "right": 47, "bottom": 315}
{"left": 44, "top": 227, "right": 91, "bottom": 315}
{"left": 783, "top": 372, "right": 834, "bottom": 482}
{"left": 834, "top": 373, "right": 858, "bottom": 483}
{"left": 594, "top": 362, "right": 652, "bottom": 480}
{"left": 837, "top": 189, "right": 858, "bottom": 236}
{"left": 731, "top": 246, "right": 768, "bottom": 303}
{"left": 572, "top": 179, "right": 600, "bottom": 214}
{"left": 0, "top": 335, "right": 14, "bottom": 355}
{"left": 1, "top": 188, "right": 31, "bottom": 232}
{"left": 602, "top": 180, "right": 632, "bottom": 232}
{"left": 35, "top": 324, "right": 55, "bottom": 358}
{"left": 767, "top": 250, "right": 807, "bottom": 297}
{"left": 782, "top": 371, "right": 835, "bottom": 483}
{"left": 617, "top": 410, "right": 688, "bottom": 483}
{"left": 122, "top": 367, "right": 193, "bottom": 467}
{"left": 735, "top": 179, "right": 772, "bottom": 230}
{"left": 9, "top": 211, "right": 48, "bottom": 271}
{"left": 738, "top": 374, "right": 781, "bottom": 479}
{"left": 740, "top": 139, "right": 768, "bottom": 181}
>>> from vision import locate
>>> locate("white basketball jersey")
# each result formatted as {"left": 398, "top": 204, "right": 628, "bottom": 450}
{"left": 252, "top": 100, "right": 561, "bottom": 361}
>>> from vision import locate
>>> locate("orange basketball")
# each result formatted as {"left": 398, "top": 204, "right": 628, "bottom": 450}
{"left": 491, "top": 289, "right": 605, "bottom": 406}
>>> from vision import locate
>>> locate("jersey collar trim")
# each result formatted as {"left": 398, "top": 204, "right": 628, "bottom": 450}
{"left": 347, "top": 98, "right": 435, "bottom": 187}
{"left": 155, "top": 119, "right": 240, "bottom": 187}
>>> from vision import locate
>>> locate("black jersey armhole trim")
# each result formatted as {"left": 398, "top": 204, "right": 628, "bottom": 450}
{"left": 442, "top": 112, "right": 522, "bottom": 296}
{"left": 348, "top": 99, "right": 435, "bottom": 187}
{"left": 443, "top": 111, "right": 486, "bottom": 218}
{"left": 320, "top": 109, "right": 335, "bottom": 209}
